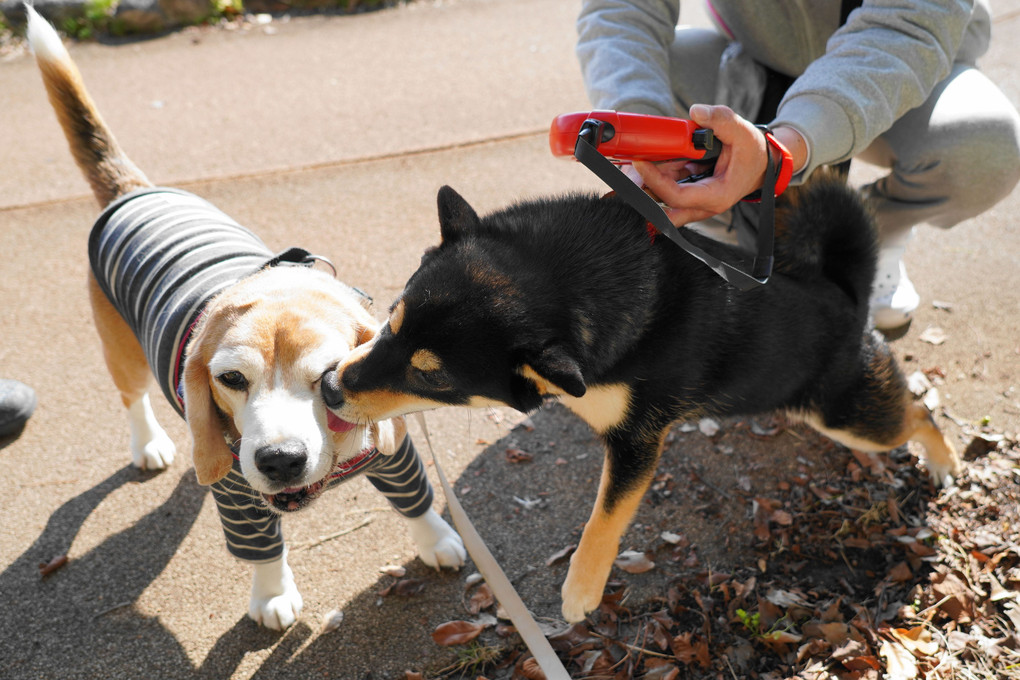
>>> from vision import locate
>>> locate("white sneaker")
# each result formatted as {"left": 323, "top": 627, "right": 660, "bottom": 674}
{"left": 870, "top": 244, "right": 920, "bottom": 330}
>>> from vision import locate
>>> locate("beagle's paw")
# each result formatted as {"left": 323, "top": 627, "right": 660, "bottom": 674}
{"left": 249, "top": 555, "right": 303, "bottom": 630}
{"left": 128, "top": 394, "right": 176, "bottom": 470}
{"left": 407, "top": 509, "right": 466, "bottom": 570}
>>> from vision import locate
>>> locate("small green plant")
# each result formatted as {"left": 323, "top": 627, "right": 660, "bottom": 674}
{"left": 437, "top": 641, "right": 504, "bottom": 677}
{"left": 61, "top": 0, "right": 116, "bottom": 39}
{"left": 213, "top": 0, "right": 244, "bottom": 19}
{"left": 736, "top": 608, "right": 761, "bottom": 634}
{"left": 735, "top": 609, "right": 801, "bottom": 643}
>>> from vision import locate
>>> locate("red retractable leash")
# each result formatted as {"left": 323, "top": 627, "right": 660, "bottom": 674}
{"left": 550, "top": 110, "right": 792, "bottom": 290}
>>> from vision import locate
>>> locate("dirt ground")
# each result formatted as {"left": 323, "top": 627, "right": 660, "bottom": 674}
{"left": 2, "top": 2, "right": 1019, "bottom": 679}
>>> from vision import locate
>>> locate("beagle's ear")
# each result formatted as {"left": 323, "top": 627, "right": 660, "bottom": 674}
{"left": 523, "top": 344, "right": 586, "bottom": 398}
{"left": 182, "top": 329, "right": 234, "bottom": 485}
{"left": 356, "top": 320, "right": 379, "bottom": 347}
{"left": 437, "top": 185, "right": 480, "bottom": 243}
{"left": 370, "top": 416, "right": 408, "bottom": 456}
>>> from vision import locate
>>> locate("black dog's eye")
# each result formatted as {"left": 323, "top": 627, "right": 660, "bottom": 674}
{"left": 217, "top": 371, "right": 248, "bottom": 391}
{"left": 415, "top": 368, "right": 448, "bottom": 390}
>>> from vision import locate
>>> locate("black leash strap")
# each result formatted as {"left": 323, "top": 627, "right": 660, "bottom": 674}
{"left": 573, "top": 120, "right": 775, "bottom": 290}
{"left": 261, "top": 247, "right": 317, "bottom": 269}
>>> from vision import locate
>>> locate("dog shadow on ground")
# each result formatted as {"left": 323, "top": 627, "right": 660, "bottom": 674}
{"left": 1, "top": 402, "right": 943, "bottom": 678}
{"left": 1, "top": 459, "right": 326, "bottom": 679}
{"left": 266, "top": 401, "right": 945, "bottom": 677}
{"left": 234, "top": 402, "right": 909, "bottom": 677}
{"left": 1, "top": 467, "right": 213, "bottom": 678}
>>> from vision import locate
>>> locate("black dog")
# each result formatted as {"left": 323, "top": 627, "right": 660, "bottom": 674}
{"left": 321, "top": 175, "right": 961, "bottom": 622}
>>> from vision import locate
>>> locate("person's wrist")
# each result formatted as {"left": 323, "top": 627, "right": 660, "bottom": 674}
{"left": 769, "top": 125, "right": 808, "bottom": 174}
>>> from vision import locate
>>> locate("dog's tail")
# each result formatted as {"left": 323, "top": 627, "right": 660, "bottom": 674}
{"left": 773, "top": 169, "right": 878, "bottom": 308}
{"left": 26, "top": 5, "right": 151, "bottom": 207}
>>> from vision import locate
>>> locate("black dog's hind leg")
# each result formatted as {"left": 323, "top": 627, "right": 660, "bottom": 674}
{"left": 561, "top": 420, "right": 669, "bottom": 622}
{"left": 799, "top": 331, "right": 962, "bottom": 486}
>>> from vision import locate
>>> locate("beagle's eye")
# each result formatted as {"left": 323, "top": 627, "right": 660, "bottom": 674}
{"left": 216, "top": 371, "right": 248, "bottom": 391}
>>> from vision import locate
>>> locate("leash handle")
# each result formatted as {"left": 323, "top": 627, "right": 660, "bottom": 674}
{"left": 551, "top": 110, "right": 720, "bottom": 163}
{"left": 573, "top": 119, "right": 775, "bottom": 290}
{"left": 414, "top": 413, "right": 571, "bottom": 680}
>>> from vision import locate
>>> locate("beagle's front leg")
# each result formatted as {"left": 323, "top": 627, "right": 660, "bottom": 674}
{"left": 406, "top": 508, "right": 466, "bottom": 570}
{"left": 127, "top": 393, "right": 176, "bottom": 470}
{"left": 249, "top": 548, "right": 302, "bottom": 630}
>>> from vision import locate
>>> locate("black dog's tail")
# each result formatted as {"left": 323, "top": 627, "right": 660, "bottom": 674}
{"left": 772, "top": 170, "right": 878, "bottom": 307}
{"left": 27, "top": 5, "right": 151, "bottom": 207}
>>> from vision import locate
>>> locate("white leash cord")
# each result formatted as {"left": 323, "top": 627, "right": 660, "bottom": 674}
{"left": 414, "top": 412, "right": 571, "bottom": 680}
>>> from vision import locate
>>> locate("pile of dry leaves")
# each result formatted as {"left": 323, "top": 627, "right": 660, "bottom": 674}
{"left": 409, "top": 412, "right": 1019, "bottom": 680}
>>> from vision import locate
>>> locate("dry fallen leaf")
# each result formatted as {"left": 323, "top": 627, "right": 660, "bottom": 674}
{"left": 906, "top": 371, "right": 932, "bottom": 396}
{"left": 546, "top": 544, "right": 576, "bottom": 566}
{"left": 467, "top": 583, "right": 495, "bottom": 614}
{"left": 615, "top": 550, "right": 655, "bottom": 574}
{"left": 514, "top": 416, "right": 536, "bottom": 432}
{"left": 660, "top": 531, "right": 684, "bottom": 545}
{"left": 320, "top": 608, "right": 344, "bottom": 633}
{"left": 887, "top": 561, "right": 913, "bottom": 583}
{"left": 880, "top": 640, "right": 919, "bottom": 679}
{"left": 750, "top": 418, "right": 782, "bottom": 437}
{"left": 431, "top": 619, "right": 484, "bottom": 646}
{"left": 520, "top": 657, "right": 547, "bottom": 680}
{"left": 670, "top": 632, "right": 710, "bottom": 669}
{"left": 770, "top": 509, "right": 794, "bottom": 526}
{"left": 698, "top": 417, "right": 720, "bottom": 436}
{"left": 919, "top": 326, "right": 947, "bottom": 345}
{"left": 379, "top": 578, "right": 426, "bottom": 597}
{"left": 505, "top": 447, "right": 533, "bottom": 464}
{"left": 765, "top": 587, "right": 812, "bottom": 608}
{"left": 889, "top": 626, "right": 939, "bottom": 657}
{"left": 38, "top": 554, "right": 68, "bottom": 577}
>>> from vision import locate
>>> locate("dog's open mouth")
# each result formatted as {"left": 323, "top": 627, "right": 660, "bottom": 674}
{"left": 264, "top": 479, "right": 326, "bottom": 512}
{"left": 262, "top": 446, "right": 379, "bottom": 513}
{"left": 326, "top": 411, "right": 357, "bottom": 433}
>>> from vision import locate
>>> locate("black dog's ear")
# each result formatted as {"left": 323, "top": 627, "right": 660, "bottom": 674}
{"left": 438, "top": 185, "right": 481, "bottom": 243}
{"left": 525, "top": 344, "right": 586, "bottom": 398}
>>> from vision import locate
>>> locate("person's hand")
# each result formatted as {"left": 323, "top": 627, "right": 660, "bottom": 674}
{"left": 630, "top": 105, "right": 800, "bottom": 227}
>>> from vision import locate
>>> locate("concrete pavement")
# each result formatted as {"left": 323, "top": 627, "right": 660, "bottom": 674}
{"left": 2, "top": 1, "right": 1019, "bottom": 678}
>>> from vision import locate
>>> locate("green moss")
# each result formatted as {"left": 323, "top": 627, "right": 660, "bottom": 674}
{"left": 61, "top": 0, "right": 115, "bottom": 39}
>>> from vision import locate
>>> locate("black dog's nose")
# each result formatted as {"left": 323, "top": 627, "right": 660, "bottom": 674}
{"left": 321, "top": 370, "right": 345, "bottom": 410}
{"left": 254, "top": 441, "right": 308, "bottom": 483}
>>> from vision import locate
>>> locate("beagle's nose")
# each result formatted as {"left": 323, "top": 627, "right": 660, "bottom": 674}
{"left": 254, "top": 441, "right": 308, "bottom": 483}
{"left": 321, "top": 370, "right": 345, "bottom": 410}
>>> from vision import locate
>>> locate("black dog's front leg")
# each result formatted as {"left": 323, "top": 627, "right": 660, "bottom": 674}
{"left": 560, "top": 424, "right": 666, "bottom": 622}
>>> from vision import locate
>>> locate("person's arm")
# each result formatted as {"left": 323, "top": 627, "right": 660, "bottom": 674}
{"left": 576, "top": 0, "right": 681, "bottom": 116}
{"left": 637, "top": 1, "right": 977, "bottom": 226}
{"left": 773, "top": 0, "right": 978, "bottom": 181}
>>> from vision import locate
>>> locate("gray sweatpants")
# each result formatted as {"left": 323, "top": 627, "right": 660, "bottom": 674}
{"left": 666, "top": 27, "right": 1020, "bottom": 246}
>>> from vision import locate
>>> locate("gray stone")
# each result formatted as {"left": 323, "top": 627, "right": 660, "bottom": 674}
{"left": 1, "top": 0, "right": 83, "bottom": 28}
{"left": 113, "top": 0, "right": 166, "bottom": 34}
{"left": 159, "top": 0, "right": 211, "bottom": 24}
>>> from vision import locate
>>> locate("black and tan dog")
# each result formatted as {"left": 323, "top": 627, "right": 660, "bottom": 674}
{"left": 320, "top": 177, "right": 962, "bottom": 622}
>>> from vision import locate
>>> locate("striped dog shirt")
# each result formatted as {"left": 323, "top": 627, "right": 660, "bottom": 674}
{"left": 90, "top": 187, "right": 434, "bottom": 563}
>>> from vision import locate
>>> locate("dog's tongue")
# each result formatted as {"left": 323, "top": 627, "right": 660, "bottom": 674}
{"left": 327, "top": 411, "right": 357, "bottom": 433}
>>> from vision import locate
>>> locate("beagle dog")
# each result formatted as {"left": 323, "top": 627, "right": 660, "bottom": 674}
{"left": 27, "top": 6, "right": 464, "bottom": 630}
